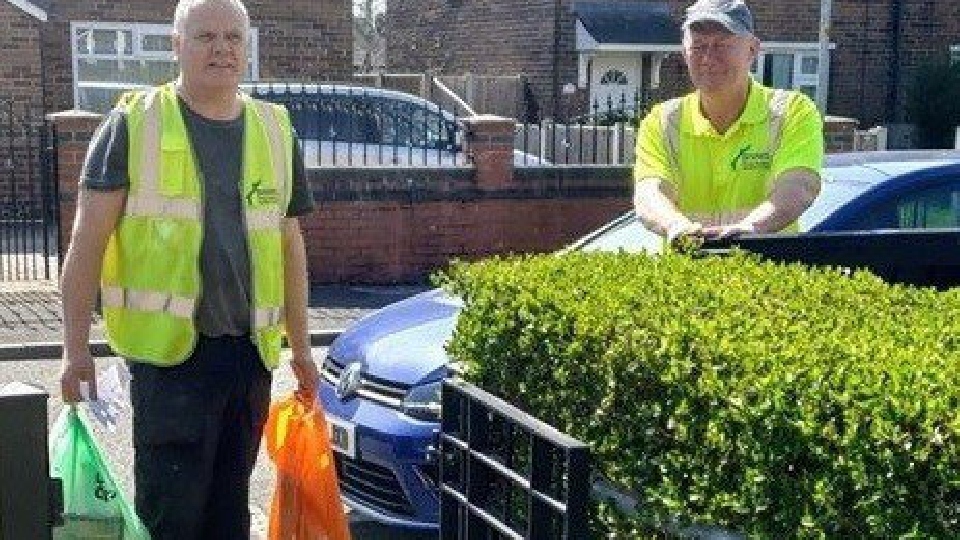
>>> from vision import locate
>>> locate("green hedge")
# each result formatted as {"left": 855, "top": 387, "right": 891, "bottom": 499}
{"left": 437, "top": 251, "right": 960, "bottom": 538}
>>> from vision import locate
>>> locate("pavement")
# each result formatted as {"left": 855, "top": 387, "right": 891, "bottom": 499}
{"left": 0, "top": 280, "right": 431, "bottom": 360}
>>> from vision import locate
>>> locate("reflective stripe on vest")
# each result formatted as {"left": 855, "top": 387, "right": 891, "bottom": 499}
{"left": 101, "top": 286, "right": 196, "bottom": 319}
{"left": 121, "top": 89, "right": 204, "bottom": 221}
{"left": 253, "top": 306, "right": 284, "bottom": 329}
{"left": 102, "top": 83, "right": 292, "bottom": 366}
{"left": 251, "top": 100, "right": 292, "bottom": 217}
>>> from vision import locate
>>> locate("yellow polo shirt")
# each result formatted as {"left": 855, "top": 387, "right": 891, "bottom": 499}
{"left": 634, "top": 78, "right": 823, "bottom": 227}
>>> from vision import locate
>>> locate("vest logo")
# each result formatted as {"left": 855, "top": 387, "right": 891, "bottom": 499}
{"left": 246, "top": 180, "right": 279, "bottom": 207}
{"left": 731, "top": 145, "right": 772, "bottom": 171}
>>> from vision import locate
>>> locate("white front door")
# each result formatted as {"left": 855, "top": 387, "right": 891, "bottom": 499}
{"left": 590, "top": 55, "right": 642, "bottom": 114}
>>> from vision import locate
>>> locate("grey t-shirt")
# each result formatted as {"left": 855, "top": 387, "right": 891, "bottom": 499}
{"left": 80, "top": 98, "right": 315, "bottom": 337}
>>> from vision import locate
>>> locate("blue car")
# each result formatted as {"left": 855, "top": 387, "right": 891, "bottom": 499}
{"left": 318, "top": 150, "right": 960, "bottom": 530}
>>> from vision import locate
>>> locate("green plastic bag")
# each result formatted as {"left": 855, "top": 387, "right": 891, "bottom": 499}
{"left": 50, "top": 406, "right": 150, "bottom": 540}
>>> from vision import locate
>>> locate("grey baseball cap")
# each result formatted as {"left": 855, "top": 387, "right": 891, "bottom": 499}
{"left": 683, "top": 0, "right": 754, "bottom": 36}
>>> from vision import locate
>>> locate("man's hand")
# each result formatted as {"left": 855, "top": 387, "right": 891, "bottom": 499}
{"left": 667, "top": 219, "right": 704, "bottom": 250}
{"left": 60, "top": 351, "right": 98, "bottom": 403}
{"left": 291, "top": 353, "right": 320, "bottom": 399}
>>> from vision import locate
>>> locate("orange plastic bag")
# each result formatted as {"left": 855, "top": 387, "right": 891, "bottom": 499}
{"left": 264, "top": 392, "right": 352, "bottom": 540}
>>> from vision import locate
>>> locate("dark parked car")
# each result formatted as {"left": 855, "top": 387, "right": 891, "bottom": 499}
{"left": 246, "top": 83, "right": 547, "bottom": 167}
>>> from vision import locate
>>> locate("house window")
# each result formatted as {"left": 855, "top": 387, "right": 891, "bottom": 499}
{"left": 71, "top": 22, "right": 259, "bottom": 112}
{"left": 599, "top": 69, "right": 629, "bottom": 85}
{"left": 951, "top": 45, "right": 960, "bottom": 64}
{"left": 751, "top": 45, "right": 823, "bottom": 101}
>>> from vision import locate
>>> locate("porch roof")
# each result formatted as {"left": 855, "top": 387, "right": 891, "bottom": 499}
{"left": 573, "top": 1, "right": 680, "bottom": 46}
{"left": 5, "top": 0, "right": 49, "bottom": 21}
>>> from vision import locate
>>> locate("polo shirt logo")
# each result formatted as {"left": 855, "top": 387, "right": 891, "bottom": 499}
{"left": 246, "top": 179, "right": 279, "bottom": 207}
{"left": 731, "top": 145, "right": 772, "bottom": 171}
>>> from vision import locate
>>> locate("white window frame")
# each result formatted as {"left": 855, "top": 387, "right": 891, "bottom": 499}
{"left": 751, "top": 42, "right": 829, "bottom": 101}
{"left": 951, "top": 44, "right": 960, "bottom": 64}
{"left": 70, "top": 21, "right": 260, "bottom": 111}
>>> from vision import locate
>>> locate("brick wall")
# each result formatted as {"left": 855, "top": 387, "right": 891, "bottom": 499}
{"left": 830, "top": 0, "right": 960, "bottom": 127}
{"left": 385, "top": 0, "right": 562, "bottom": 120}
{"left": 38, "top": 0, "right": 353, "bottom": 113}
{"left": 302, "top": 166, "right": 631, "bottom": 283}
{"left": 0, "top": 102, "right": 49, "bottom": 210}
{"left": 0, "top": 2, "right": 43, "bottom": 103}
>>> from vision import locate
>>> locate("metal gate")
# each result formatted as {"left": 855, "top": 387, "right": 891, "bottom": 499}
{"left": 0, "top": 99, "right": 60, "bottom": 281}
{"left": 440, "top": 379, "right": 590, "bottom": 539}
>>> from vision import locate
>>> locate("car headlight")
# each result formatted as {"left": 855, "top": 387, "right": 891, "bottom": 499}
{"left": 402, "top": 381, "right": 442, "bottom": 421}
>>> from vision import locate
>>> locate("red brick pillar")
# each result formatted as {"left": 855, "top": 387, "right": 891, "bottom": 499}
{"left": 47, "top": 110, "right": 103, "bottom": 256}
{"left": 462, "top": 115, "right": 515, "bottom": 190}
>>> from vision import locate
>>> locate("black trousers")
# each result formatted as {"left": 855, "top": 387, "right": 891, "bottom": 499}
{"left": 129, "top": 334, "right": 272, "bottom": 540}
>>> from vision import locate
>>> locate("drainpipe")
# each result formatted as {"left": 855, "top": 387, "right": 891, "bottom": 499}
{"left": 816, "top": 0, "right": 832, "bottom": 113}
{"left": 38, "top": 26, "right": 48, "bottom": 116}
{"left": 552, "top": 0, "right": 562, "bottom": 121}
{"left": 858, "top": 1, "right": 869, "bottom": 123}
{"left": 888, "top": 0, "right": 903, "bottom": 123}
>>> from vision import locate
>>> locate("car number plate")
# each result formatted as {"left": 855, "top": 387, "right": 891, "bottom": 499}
{"left": 326, "top": 415, "right": 356, "bottom": 458}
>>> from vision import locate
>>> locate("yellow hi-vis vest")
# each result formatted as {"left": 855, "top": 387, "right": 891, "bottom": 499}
{"left": 100, "top": 82, "right": 294, "bottom": 369}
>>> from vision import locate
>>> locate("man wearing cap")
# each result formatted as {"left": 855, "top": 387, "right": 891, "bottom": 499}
{"left": 634, "top": 0, "right": 823, "bottom": 244}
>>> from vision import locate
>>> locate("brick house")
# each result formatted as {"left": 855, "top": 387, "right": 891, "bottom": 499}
{"left": 385, "top": 0, "right": 960, "bottom": 144}
{"left": 0, "top": 0, "right": 353, "bottom": 115}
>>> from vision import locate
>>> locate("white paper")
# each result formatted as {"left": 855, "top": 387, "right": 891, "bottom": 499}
{"left": 85, "top": 362, "right": 131, "bottom": 433}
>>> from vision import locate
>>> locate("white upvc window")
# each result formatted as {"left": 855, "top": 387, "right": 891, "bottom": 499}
{"left": 71, "top": 21, "right": 259, "bottom": 113}
{"left": 951, "top": 44, "right": 960, "bottom": 64}
{"left": 750, "top": 43, "right": 824, "bottom": 101}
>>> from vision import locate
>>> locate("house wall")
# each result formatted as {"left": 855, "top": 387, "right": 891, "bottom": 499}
{"left": 386, "top": 0, "right": 960, "bottom": 131}
{"left": 385, "top": 0, "right": 564, "bottom": 121}
{"left": 0, "top": 3, "right": 46, "bottom": 212}
{"left": 38, "top": 0, "right": 353, "bottom": 113}
{"left": 0, "top": 1, "right": 43, "bottom": 105}
{"left": 830, "top": 0, "right": 960, "bottom": 128}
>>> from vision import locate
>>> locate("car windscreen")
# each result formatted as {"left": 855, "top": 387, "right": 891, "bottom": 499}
{"left": 261, "top": 92, "right": 457, "bottom": 150}
{"left": 378, "top": 99, "right": 457, "bottom": 150}
{"left": 576, "top": 214, "right": 662, "bottom": 254}
{"left": 574, "top": 165, "right": 887, "bottom": 254}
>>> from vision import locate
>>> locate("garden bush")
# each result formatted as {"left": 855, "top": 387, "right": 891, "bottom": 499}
{"left": 437, "top": 251, "right": 960, "bottom": 538}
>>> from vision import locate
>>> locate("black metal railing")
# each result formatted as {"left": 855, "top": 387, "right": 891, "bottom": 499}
{"left": 440, "top": 379, "right": 590, "bottom": 540}
{"left": 0, "top": 99, "right": 60, "bottom": 281}
{"left": 246, "top": 82, "right": 464, "bottom": 168}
